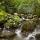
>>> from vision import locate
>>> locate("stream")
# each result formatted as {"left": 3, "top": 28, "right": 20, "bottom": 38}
{"left": 14, "top": 25, "right": 40, "bottom": 40}
{"left": 0, "top": 21, "right": 40, "bottom": 40}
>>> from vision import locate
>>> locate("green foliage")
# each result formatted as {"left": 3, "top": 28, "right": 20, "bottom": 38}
{"left": 13, "top": 15, "right": 20, "bottom": 23}
{"left": 0, "top": 0, "right": 40, "bottom": 17}
{"left": 10, "top": 0, "right": 40, "bottom": 17}
{"left": 38, "top": 0, "right": 40, "bottom": 4}
{"left": 10, "top": 0, "right": 35, "bottom": 14}
{"left": 35, "top": 4, "right": 40, "bottom": 17}
{"left": 0, "top": 0, "right": 40, "bottom": 29}
{"left": 0, "top": 0, "right": 6, "bottom": 10}
{"left": 0, "top": 8, "right": 21, "bottom": 29}
{"left": 0, "top": 9, "right": 8, "bottom": 22}
{"left": 33, "top": 0, "right": 40, "bottom": 17}
{"left": 4, "top": 14, "right": 21, "bottom": 29}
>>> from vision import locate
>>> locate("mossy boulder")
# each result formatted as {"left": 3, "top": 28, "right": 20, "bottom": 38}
{"left": 21, "top": 19, "right": 37, "bottom": 33}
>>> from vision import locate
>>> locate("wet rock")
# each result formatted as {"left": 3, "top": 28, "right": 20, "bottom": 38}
{"left": 21, "top": 32, "right": 29, "bottom": 37}
{"left": 0, "top": 29, "right": 16, "bottom": 38}
{"left": 0, "top": 39, "right": 8, "bottom": 40}
{"left": 35, "top": 34, "right": 40, "bottom": 40}
{"left": 27, "top": 14, "right": 33, "bottom": 19}
{"left": 32, "top": 15, "right": 38, "bottom": 22}
{"left": 29, "top": 37, "right": 35, "bottom": 40}
{"left": 21, "top": 19, "right": 37, "bottom": 33}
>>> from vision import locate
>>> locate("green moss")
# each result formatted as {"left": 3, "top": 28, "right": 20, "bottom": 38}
{"left": 0, "top": 9, "right": 8, "bottom": 22}
{"left": 22, "top": 19, "right": 37, "bottom": 32}
{"left": 13, "top": 15, "right": 20, "bottom": 23}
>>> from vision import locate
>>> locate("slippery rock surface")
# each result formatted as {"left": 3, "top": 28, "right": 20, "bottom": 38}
{"left": 35, "top": 34, "right": 40, "bottom": 40}
{"left": 21, "top": 15, "right": 39, "bottom": 33}
{"left": 0, "top": 28, "right": 16, "bottom": 38}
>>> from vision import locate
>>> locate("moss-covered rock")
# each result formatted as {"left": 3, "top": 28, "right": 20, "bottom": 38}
{"left": 21, "top": 18, "right": 37, "bottom": 33}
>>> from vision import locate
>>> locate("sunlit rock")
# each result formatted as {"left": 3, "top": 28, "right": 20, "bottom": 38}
{"left": 27, "top": 14, "right": 33, "bottom": 19}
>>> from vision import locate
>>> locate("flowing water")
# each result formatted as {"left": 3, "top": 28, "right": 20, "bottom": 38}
{"left": 13, "top": 24, "right": 40, "bottom": 40}
{"left": 0, "top": 24, "right": 40, "bottom": 40}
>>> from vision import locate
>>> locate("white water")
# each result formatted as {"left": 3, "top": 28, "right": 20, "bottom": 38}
{"left": 15, "top": 25, "right": 40, "bottom": 40}
{"left": 15, "top": 29, "right": 22, "bottom": 38}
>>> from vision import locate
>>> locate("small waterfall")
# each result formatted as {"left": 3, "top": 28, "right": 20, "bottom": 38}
{"left": 15, "top": 29, "right": 22, "bottom": 38}
{"left": 24, "top": 25, "right": 40, "bottom": 40}
{"left": 15, "top": 23, "right": 23, "bottom": 38}
{"left": 14, "top": 29, "right": 23, "bottom": 40}
{"left": 15, "top": 24, "right": 40, "bottom": 40}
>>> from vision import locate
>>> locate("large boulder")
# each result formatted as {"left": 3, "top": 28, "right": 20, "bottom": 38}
{"left": 0, "top": 29, "right": 16, "bottom": 39}
{"left": 21, "top": 18, "right": 37, "bottom": 33}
